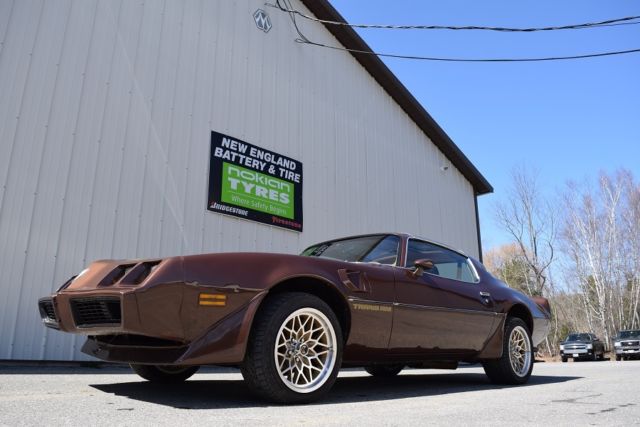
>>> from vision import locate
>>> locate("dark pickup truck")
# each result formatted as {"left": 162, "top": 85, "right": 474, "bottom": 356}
{"left": 614, "top": 330, "right": 640, "bottom": 361}
{"left": 560, "top": 333, "right": 605, "bottom": 362}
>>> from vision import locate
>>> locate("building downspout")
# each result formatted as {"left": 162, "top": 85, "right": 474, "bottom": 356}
{"left": 474, "top": 193, "right": 483, "bottom": 263}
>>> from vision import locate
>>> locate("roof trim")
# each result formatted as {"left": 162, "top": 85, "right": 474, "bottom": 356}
{"left": 299, "top": 0, "right": 493, "bottom": 195}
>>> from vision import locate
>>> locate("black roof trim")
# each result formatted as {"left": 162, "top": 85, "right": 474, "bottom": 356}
{"left": 300, "top": 0, "right": 493, "bottom": 195}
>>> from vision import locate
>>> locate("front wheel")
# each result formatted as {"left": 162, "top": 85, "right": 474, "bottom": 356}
{"left": 130, "top": 364, "right": 199, "bottom": 383}
{"left": 615, "top": 355, "right": 622, "bottom": 361}
{"left": 482, "top": 317, "right": 533, "bottom": 385}
{"left": 241, "top": 292, "right": 343, "bottom": 403}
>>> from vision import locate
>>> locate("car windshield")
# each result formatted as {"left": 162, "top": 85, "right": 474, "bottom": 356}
{"left": 619, "top": 330, "right": 640, "bottom": 339}
{"left": 301, "top": 235, "right": 400, "bottom": 265}
{"left": 566, "top": 333, "right": 591, "bottom": 342}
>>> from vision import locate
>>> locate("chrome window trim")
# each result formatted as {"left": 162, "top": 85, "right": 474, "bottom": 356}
{"left": 466, "top": 258, "right": 481, "bottom": 283}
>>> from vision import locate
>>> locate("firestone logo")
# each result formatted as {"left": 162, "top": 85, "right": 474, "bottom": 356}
{"left": 253, "top": 9, "right": 272, "bottom": 33}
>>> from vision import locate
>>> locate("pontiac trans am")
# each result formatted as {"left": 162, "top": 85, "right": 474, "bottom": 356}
{"left": 39, "top": 233, "right": 550, "bottom": 403}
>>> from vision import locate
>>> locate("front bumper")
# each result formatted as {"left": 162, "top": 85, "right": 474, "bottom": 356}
{"left": 38, "top": 258, "right": 266, "bottom": 365}
{"left": 616, "top": 347, "right": 640, "bottom": 355}
{"left": 560, "top": 349, "right": 593, "bottom": 358}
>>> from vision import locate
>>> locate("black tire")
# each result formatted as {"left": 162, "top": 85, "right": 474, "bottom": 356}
{"left": 241, "top": 292, "right": 343, "bottom": 403}
{"left": 364, "top": 365, "right": 404, "bottom": 377}
{"left": 130, "top": 364, "right": 199, "bottom": 383}
{"left": 482, "top": 317, "right": 533, "bottom": 385}
{"left": 590, "top": 352, "right": 597, "bottom": 361}
{"left": 615, "top": 355, "right": 621, "bottom": 361}
{"left": 561, "top": 356, "right": 567, "bottom": 363}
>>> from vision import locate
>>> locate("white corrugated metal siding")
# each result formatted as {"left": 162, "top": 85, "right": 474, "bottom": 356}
{"left": 0, "top": 0, "right": 480, "bottom": 360}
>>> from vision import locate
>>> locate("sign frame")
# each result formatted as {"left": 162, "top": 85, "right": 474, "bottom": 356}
{"left": 207, "top": 131, "right": 303, "bottom": 232}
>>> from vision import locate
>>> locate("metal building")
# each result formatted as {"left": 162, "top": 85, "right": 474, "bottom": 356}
{"left": 0, "top": 0, "right": 492, "bottom": 361}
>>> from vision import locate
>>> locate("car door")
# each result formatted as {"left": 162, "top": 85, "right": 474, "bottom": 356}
{"left": 389, "top": 239, "right": 499, "bottom": 357}
{"left": 339, "top": 235, "right": 399, "bottom": 361}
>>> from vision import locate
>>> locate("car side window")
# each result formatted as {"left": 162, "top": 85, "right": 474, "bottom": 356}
{"left": 405, "top": 239, "right": 477, "bottom": 284}
{"left": 361, "top": 235, "right": 400, "bottom": 265}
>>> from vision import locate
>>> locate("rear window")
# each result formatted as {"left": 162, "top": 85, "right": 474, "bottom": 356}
{"left": 302, "top": 235, "right": 400, "bottom": 265}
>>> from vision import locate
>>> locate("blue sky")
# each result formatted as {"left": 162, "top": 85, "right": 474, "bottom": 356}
{"left": 328, "top": 0, "right": 640, "bottom": 251}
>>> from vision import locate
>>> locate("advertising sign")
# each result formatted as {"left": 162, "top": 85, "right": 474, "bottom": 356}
{"left": 208, "top": 131, "right": 303, "bottom": 231}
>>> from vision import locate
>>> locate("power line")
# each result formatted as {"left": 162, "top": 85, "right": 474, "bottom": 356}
{"left": 269, "top": 2, "right": 640, "bottom": 33}
{"left": 276, "top": 0, "right": 640, "bottom": 63}
{"left": 298, "top": 40, "right": 640, "bottom": 63}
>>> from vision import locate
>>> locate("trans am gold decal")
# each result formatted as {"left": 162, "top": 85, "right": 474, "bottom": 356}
{"left": 352, "top": 302, "right": 392, "bottom": 313}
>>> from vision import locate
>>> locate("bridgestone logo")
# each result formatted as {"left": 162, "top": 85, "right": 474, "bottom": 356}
{"left": 211, "top": 202, "right": 248, "bottom": 217}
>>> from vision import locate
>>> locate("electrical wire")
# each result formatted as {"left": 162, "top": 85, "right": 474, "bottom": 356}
{"left": 276, "top": 0, "right": 640, "bottom": 62}
{"left": 299, "top": 41, "right": 640, "bottom": 62}
{"left": 269, "top": 2, "right": 640, "bottom": 33}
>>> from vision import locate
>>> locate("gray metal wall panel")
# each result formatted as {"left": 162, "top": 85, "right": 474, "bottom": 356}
{"left": 0, "top": 0, "right": 480, "bottom": 360}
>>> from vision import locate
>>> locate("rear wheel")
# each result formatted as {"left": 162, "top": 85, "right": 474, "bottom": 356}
{"left": 365, "top": 364, "right": 404, "bottom": 377}
{"left": 241, "top": 292, "right": 343, "bottom": 403}
{"left": 130, "top": 364, "right": 199, "bottom": 383}
{"left": 482, "top": 317, "right": 533, "bottom": 385}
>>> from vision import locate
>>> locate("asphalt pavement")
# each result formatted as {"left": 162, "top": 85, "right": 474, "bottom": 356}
{"left": 0, "top": 360, "right": 638, "bottom": 426}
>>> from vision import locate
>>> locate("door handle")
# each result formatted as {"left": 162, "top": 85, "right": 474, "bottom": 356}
{"left": 479, "top": 291, "right": 492, "bottom": 305}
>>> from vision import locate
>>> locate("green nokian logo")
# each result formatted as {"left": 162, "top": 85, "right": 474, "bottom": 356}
{"left": 221, "top": 162, "right": 294, "bottom": 219}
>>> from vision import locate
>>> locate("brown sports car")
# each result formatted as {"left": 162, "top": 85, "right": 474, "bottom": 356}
{"left": 39, "top": 233, "right": 550, "bottom": 403}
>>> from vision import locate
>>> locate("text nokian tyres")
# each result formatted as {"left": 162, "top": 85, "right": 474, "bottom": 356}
{"left": 208, "top": 131, "right": 303, "bottom": 231}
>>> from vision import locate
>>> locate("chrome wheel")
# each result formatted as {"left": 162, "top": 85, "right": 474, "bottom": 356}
{"left": 509, "top": 325, "right": 532, "bottom": 377}
{"left": 274, "top": 307, "right": 337, "bottom": 393}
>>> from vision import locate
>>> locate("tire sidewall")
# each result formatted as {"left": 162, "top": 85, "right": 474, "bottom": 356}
{"left": 503, "top": 317, "right": 534, "bottom": 384}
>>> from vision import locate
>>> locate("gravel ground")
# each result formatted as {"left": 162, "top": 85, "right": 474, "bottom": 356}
{"left": 0, "top": 360, "right": 638, "bottom": 426}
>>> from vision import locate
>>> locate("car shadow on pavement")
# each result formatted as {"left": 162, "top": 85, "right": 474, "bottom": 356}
{"left": 90, "top": 371, "right": 581, "bottom": 409}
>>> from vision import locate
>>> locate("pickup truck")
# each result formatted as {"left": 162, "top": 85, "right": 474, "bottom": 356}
{"left": 614, "top": 330, "right": 640, "bottom": 361}
{"left": 559, "top": 333, "right": 605, "bottom": 362}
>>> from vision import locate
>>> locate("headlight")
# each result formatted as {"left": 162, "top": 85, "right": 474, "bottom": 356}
{"left": 559, "top": 345, "right": 565, "bottom": 350}
{"left": 587, "top": 344, "right": 593, "bottom": 350}
{"left": 614, "top": 341, "right": 621, "bottom": 347}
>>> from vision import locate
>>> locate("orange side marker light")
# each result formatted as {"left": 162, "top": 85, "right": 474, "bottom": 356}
{"left": 199, "top": 293, "right": 226, "bottom": 307}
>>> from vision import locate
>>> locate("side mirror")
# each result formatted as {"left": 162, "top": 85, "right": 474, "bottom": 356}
{"left": 412, "top": 259, "right": 434, "bottom": 277}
